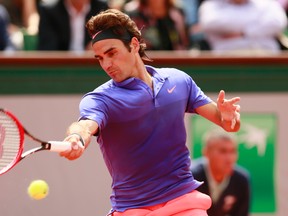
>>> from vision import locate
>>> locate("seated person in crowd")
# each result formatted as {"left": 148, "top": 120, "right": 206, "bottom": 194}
{"left": 0, "top": 4, "right": 13, "bottom": 50}
{"left": 181, "top": 0, "right": 210, "bottom": 50}
{"left": 199, "top": 0, "right": 288, "bottom": 53}
{"left": 124, "top": 0, "right": 189, "bottom": 50}
{"left": 37, "top": 0, "right": 108, "bottom": 51}
{"left": 191, "top": 128, "right": 251, "bottom": 216}
{"left": 0, "top": 0, "right": 39, "bottom": 50}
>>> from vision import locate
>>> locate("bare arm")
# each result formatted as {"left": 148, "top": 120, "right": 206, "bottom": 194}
{"left": 59, "top": 119, "right": 99, "bottom": 160}
{"left": 23, "top": 0, "right": 39, "bottom": 34}
{"left": 195, "top": 90, "right": 241, "bottom": 132}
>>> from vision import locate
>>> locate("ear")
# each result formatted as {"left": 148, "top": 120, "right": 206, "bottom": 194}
{"left": 130, "top": 37, "right": 140, "bottom": 52}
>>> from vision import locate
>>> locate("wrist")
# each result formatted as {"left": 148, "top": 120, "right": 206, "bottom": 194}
{"left": 68, "top": 133, "right": 85, "bottom": 148}
{"left": 220, "top": 111, "right": 240, "bottom": 130}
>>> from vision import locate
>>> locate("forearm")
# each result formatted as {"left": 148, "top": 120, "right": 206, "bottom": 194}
{"left": 60, "top": 120, "right": 98, "bottom": 160}
{"left": 66, "top": 120, "right": 98, "bottom": 149}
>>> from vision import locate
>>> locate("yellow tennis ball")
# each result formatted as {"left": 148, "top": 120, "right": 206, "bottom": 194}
{"left": 27, "top": 180, "right": 49, "bottom": 200}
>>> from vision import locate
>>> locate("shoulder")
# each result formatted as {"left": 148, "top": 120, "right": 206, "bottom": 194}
{"left": 92, "top": 80, "right": 115, "bottom": 94}
{"left": 148, "top": 65, "right": 190, "bottom": 78}
{"left": 190, "top": 157, "right": 206, "bottom": 172}
{"left": 80, "top": 80, "right": 115, "bottom": 106}
{"left": 0, "top": 5, "right": 9, "bottom": 20}
{"left": 158, "top": 67, "right": 187, "bottom": 74}
{"left": 190, "top": 157, "right": 207, "bottom": 180}
{"left": 153, "top": 66, "right": 197, "bottom": 87}
{"left": 232, "top": 165, "right": 250, "bottom": 184}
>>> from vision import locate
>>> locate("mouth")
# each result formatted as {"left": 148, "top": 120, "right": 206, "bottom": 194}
{"left": 107, "top": 70, "right": 117, "bottom": 77}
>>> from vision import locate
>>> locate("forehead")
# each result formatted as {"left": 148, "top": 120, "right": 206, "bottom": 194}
{"left": 92, "top": 39, "right": 125, "bottom": 55}
{"left": 208, "top": 137, "right": 237, "bottom": 148}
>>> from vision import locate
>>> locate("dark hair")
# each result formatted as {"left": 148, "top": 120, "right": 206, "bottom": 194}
{"left": 86, "top": 9, "right": 151, "bottom": 61}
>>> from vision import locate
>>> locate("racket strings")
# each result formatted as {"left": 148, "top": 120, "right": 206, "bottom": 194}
{"left": 0, "top": 113, "right": 22, "bottom": 171}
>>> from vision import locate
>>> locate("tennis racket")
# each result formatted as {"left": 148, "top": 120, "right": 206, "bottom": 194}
{"left": 0, "top": 108, "right": 73, "bottom": 175}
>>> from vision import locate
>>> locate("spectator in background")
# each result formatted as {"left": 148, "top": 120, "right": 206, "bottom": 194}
{"left": 191, "top": 128, "right": 250, "bottom": 216}
{"left": 0, "top": 4, "right": 13, "bottom": 50}
{"left": 23, "top": 0, "right": 39, "bottom": 35}
{"left": 199, "top": 0, "right": 288, "bottom": 53}
{"left": 123, "top": 0, "right": 189, "bottom": 50}
{"left": 279, "top": 0, "right": 288, "bottom": 14}
{"left": 0, "top": 0, "right": 39, "bottom": 50}
{"left": 37, "top": 0, "right": 108, "bottom": 51}
{"left": 181, "top": 0, "right": 210, "bottom": 50}
{"left": 107, "top": 0, "right": 126, "bottom": 10}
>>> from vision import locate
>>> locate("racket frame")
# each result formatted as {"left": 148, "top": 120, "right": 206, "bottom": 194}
{"left": 0, "top": 108, "right": 72, "bottom": 175}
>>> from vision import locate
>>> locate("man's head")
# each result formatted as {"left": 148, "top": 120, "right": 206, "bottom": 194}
{"left": 86, "top": 9, "right": 148, "bottom": 60}
{"left": 203, "top": 128, "right": 238, "bottom": 178}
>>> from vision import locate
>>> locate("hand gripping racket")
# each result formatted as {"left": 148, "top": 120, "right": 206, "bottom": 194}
{"left": 0, "top": 108, "right": 73, "bottom": 175}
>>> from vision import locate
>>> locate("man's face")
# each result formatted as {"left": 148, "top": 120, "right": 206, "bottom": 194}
{"left": 92, "top": 39, "right": 138, "bottom": 83}
{"left": 205, "top": 138, "right": 238, "bottom": 176}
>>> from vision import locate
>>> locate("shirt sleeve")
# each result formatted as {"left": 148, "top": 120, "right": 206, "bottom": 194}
{"left": 186, "top": 75, "right": 212, "bottom": 113}
{"left": 78, "top": 91, "right": 109, "bottom": 131}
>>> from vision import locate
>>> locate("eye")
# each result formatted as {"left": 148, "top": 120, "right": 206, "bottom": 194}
{"left": 94, "top": 55, "right": 102, "bottom": 61}
{"left": 107, "top": 50, "right": 117, "bottom": 58}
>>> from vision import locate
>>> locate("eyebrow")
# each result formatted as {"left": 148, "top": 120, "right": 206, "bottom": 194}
{"left": 94, "top": 47, "right": 116, "bottom": 59}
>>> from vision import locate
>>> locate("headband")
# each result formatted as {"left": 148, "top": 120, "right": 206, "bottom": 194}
{"left": 91, "top": 27, "right": 132, "bottom": 45}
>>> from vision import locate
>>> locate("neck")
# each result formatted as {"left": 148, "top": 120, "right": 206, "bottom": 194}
{"left": 143, "top": 71, "right": 153, "bottom": 90}
{"left": 66, "top": 0, "right": 88, "bottom": 13}
{"left": 209, "top": 166, "right": 226, "bottom": 183}
{"left": 131, "top": 55, "right": 153, "bottom": 89}
{"left": 138, "top": 64, "right": 153, "bottom": 89}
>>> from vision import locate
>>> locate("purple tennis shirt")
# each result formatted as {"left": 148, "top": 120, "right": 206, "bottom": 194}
{"left": 79, "top": 65, "right": 212, "bottom": 212}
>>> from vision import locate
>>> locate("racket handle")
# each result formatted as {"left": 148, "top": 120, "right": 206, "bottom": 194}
{"left": 48, "top": 141, "right": 72, "bottom": 152}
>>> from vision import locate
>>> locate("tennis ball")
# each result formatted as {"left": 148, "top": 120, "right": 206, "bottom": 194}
{"left": 27, "top": 180, "right": 49, "bottom": 200}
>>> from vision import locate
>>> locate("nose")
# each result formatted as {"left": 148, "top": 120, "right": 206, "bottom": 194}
{"left": 102, "top": 58, "right": 112, "bottom": 71}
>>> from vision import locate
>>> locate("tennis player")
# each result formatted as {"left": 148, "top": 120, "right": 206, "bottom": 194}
{"left": 60, "top": 9, "right": 241, "bottom": 216}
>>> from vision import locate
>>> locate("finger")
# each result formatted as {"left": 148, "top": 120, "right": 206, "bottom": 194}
{"left": 231, "top": 118, "right": 236, "bottom": 129}
{"left": 235, "top": 111, "right": 240, "bottom": 121}
{"left": 229, "top": 97, "right": 241, "bottom": 104}
{"left": 217, "top": 90, "right": 225, "bottom": 104}
{"left": 67, "top": 150, "right": 80, "bottom": 160}
{"left": 71, "top": 142, "right": 79, "bottom": 150}
{"left": 59, "top": 148, "right": 82, "bottom": 160}
{"left": 59, "top": 140, "right": 77, "bottom": 157}
{"left": 235, "top": 104, "right": 241, "bottom": 112}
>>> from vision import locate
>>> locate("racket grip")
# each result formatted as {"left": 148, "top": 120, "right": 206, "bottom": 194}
{"left": 48, "top": 141, "right": 72, "bottom": 152}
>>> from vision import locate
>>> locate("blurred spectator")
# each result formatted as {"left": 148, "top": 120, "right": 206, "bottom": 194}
{"left": 199, "top": 0, "right": 288, "bottom": 53}
{"left": 191, "top": 128, "right": 250, "bottom": 216}
{"left": 23, "top": 0, "right": 39, "bottom": 35}
{"left": 107, "top": 0, "right": 126, "bottom": 10}
{"left": 124, "top": 0, "right": 189, "bottom": 50}
{"left": 181, "top": 0, "right": 210, "bottom": 50}
{"left": 37, "top": 0, "right": 108, "bottom": 51}
{"left": 0, "top": 4, "right": 13, "bottom": 50}
{"left": 279, "top": 0, "right": 288, "bottom": 12}
{"left": 0, "top": 0, "right": 39, "bottom": 50}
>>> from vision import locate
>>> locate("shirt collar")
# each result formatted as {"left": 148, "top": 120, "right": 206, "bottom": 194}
{"left": 112, "top": 65, "right": 169, "bottom": 88}
{"left": 64, "top": 0, "right": 90, "bottom": 16}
